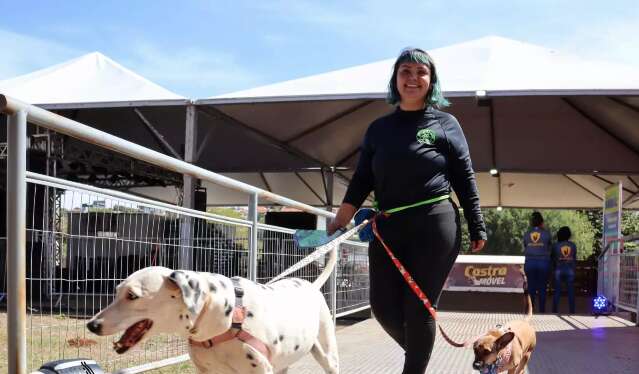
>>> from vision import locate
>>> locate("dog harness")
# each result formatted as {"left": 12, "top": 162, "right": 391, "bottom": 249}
{"left": 479, "top": 342, "right": 512, "bottom": 374}
{"left": 478, "top": 325, "right": 514, "bottom": 374}
{"left": 189, "top": 278, "right": 272, "bottom": 363}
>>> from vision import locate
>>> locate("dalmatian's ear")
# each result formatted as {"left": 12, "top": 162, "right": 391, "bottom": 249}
{"left": 166, "top": 271, "right": 206, "bottom": 317}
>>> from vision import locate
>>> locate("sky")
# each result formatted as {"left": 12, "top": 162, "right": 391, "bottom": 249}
{"left": 0, "top": 0, "right": 638, "bottom": 98}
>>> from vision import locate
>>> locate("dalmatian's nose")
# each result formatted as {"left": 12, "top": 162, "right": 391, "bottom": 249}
{"left": 87, "top": 319, "right": 102, "bottom": 334}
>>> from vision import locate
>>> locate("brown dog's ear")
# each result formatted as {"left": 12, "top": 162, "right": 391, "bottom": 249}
{"left": 494, "top": 332, "right": 515, "bottom": 351}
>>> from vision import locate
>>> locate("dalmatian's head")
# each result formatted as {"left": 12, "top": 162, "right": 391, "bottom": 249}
{"left": 86, "top": 266, "right": 208, "bottom": 354}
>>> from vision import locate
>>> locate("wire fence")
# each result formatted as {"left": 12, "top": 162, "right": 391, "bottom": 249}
{"left": 0, "top": 175, "right": 369, "bottom": 373}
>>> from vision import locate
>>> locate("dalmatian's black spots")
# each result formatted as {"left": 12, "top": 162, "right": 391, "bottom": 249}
{"left": 224, "top": 298, "right": 229, "bottom": 307}
{"left": 279, "top": 335, "right": 284, "bottom": 342}
{"left": 185, "top": 314, "right": 190, "bottom": 320}
{"left": 225, "top": 305, "right": 233, "bottom": 316}
{"left": 171, "top": 295, "right": 176, "bottom": 299}
{"left": 247, "top": 311, "right": 254, "bottom": 318}
{"left": 295, "top": 344, "right": 300, "bottom": 351}
{"left": 209, "top": 282, "right": 217, "bottom": 293}
{"left": 220, "top": 280, "right": 228, "bottom": 289}
{"left": 179, "top": 314, "right": 183, "bottom": 320}
{"left": 185, "top": 326, "right": 190, "bottom": 330}
{"left": 188, "top": 279, "right": 199, "bottom": 290}
{"left": 246, "top": 353, "right": 254, "bottom": 360}
{"left": 273, "top": 339, "right": 278, "bottom": 345}
{"left": 251, "top": 363, "right": 257, "bottom": 368}
{"left": 292, "top": 279, "right": 303, "bottom": 287}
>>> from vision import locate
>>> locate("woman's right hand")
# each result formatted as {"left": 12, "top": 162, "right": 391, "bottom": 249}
{"left": 326, "top": 219, "right": 343, "bottom": 236}
{"left": 327, "top": 203, "right": 357, "bottom": 235}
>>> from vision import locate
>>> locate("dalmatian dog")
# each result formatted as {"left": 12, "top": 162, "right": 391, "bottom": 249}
{"left": 87, "top": 250, "right": 340, "bottom": 374}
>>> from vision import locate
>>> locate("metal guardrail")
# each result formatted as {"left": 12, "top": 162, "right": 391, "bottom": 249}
{"left": 1, "top": 95, "right": 369, "bottom": 373}
{"left": 598, "top": 233, "right": 639, "bottom": 318}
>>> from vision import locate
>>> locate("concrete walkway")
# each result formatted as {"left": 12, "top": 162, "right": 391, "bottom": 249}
{"left": 290, "top": 312, "right": 639, "bottom": 373}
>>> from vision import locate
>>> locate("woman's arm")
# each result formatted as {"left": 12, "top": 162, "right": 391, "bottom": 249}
{"left": 442, "top": 113, "right": 487, "bottom": 249}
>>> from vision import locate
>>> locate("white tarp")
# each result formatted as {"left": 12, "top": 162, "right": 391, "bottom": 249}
{"left": 214, "top": 36, "right": 639, "bottom": 100}
{"left": 0, "top": 52, "right": 186, "bottom": 107}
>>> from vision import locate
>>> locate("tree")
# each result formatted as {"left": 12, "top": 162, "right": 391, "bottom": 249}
{"left": 461, "top": 208, "right": 595, "bottom": 260}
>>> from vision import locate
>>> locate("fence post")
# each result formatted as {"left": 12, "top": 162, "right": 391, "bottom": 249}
{"left": 248, "top": 193, "right": 258, "bottom": 281}
{"left": 7, "top": 110, "right": 27, "bottom": 374}
{"left": 324, "top": 169, "right": 337, "bottom": 320}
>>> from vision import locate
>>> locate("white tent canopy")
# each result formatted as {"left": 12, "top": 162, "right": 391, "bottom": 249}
{"left": 197, "top": 36, "right": 639, "bottom": 209}
{"left": 1, "top": 38, "right": 637, "bottom": 209}
{"left": 214, "top": 36, "right": 639, "bottom": 100}
{"left": 0, "top": 52, "right": 187, "bottom": 107}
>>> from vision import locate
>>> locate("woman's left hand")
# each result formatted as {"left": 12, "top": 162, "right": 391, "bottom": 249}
{"left": 470, "top": 239, "right": 486, "bottom": 253}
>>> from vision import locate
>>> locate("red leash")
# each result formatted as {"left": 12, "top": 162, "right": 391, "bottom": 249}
{"left": 371, "top": 214, "right": 465, "bottom": 347}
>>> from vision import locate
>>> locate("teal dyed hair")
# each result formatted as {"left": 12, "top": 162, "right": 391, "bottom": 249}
{"left": 387, "top": 48, "right": 450, "bottom": 108}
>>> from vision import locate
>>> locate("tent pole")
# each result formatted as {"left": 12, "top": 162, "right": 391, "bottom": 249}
{"left": 180, "top": 104, "right": 198, "bottom": 270}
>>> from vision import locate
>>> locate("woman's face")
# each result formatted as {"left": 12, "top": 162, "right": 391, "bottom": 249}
{"left": 396, "top": 62, "right": 431, "bottom": 108}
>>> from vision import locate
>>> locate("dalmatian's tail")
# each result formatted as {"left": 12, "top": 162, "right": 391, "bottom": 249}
{"left": 312, "top": 243, "right": 338, "bottom": 289}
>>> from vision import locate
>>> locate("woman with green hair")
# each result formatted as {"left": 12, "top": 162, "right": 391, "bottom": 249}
{"left": 328, "top": 48, "right": 486, "bottom": 373}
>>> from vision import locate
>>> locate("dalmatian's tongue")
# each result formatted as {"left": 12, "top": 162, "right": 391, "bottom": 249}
{"left": 113, "top": 319, "right": 153, "bottom": 354}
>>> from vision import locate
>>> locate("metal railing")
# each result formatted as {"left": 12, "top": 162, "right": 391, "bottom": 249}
{"left": 598, "top": 233, "right": 639, "bottom": 317}
{"left": 1, "top": 95, "right": 370, "bottom": 373}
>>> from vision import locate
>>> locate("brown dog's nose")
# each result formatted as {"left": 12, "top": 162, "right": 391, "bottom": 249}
{"left": 87, "top": 319, "right": 102, "bottom": 334}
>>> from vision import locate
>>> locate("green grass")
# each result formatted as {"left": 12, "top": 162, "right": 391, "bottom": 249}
{"left": 0, "top": 311, "right": 197, "bottom": 373}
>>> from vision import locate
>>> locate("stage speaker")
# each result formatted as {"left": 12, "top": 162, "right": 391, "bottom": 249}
{"left": 194, "top": 187, "right": 207, "bottom": 212}
{"left": 265, "top": 211, "right": 317, "bottom": 230}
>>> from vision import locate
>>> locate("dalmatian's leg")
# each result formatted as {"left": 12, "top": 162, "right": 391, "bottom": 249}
{"left": 237, "top": 345, "right": 274, "bottom": 374}
{"left": 310, "top": 303, "right": 339, "bottom": 373}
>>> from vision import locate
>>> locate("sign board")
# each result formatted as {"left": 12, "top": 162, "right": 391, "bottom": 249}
{"left": 599, "top": 182, "right": 623, "bottom": 305}
{"left": 444, "top": 255, "right": 525, "bottom": 293}
{"left": 603, "top": 183, "right": 623, "bottom": 254}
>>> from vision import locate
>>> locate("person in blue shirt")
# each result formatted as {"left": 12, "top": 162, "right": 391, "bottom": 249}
{"left": 523, "top": 211, "right": 552, "bottom": 313}
{"left": 552, "top": 226, "right": 577, "bottom": 314}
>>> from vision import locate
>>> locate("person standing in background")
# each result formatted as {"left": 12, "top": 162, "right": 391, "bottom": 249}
{"left": 552, "top": 226, "right": 577, "bottom": 314}
{"left": 523, "top": 211, "right": 552, "bottom": 313}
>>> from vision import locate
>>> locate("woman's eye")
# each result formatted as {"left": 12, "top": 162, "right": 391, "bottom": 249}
{"left": 127, "top": 292, "right": 139, "bottom": 300}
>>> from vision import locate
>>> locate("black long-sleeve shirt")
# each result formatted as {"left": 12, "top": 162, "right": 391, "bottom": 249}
{"left": 343, "top": 106, "right": 487, "bottom": 241}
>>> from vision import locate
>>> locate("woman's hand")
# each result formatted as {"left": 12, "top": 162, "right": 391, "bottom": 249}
{"left": 470, "top": 239, "right": 486, "bottom": 253}
{"left": 326, "top": 219, "right": 343, "bottom": 236}
{"left": 327, "top": 203, "right": 357, "bottom": 235}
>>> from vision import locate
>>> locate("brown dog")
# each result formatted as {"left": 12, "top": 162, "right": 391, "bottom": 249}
{"left": 440, "top": 273, "right": 536, "bottom": 373}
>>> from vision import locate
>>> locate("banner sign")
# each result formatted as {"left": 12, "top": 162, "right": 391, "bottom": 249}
{"left": 444, "top": 256, "right": 525, "bottom": 293}
{"left": 603, "top": 183, "right": 623, "bottom": 255}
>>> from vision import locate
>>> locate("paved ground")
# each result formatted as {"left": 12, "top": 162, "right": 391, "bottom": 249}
{"left": 290, "top": 312, "right": 639, "bottom": 373}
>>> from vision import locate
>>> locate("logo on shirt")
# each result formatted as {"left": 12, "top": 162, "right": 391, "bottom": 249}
{"left": 561, "top": 245, "right": 572, "bottom": 259}
{"left": 530, "top": 232, "right": 540, "bottom": 243}
{"left": 416, "top": 128, "right": 436, "bottom": 145}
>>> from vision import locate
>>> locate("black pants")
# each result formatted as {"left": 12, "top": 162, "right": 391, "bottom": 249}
{"left": 368, "top": 200, "right": 461, "bottom": 374}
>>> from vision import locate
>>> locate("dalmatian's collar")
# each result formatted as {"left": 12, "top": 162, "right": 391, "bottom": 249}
{"left": 189, "top": 278, "right": 272, "bottom": 362}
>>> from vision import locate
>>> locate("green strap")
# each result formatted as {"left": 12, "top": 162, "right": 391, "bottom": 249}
{"left": 384, "top": 194, "right": 450, "bottom": 214}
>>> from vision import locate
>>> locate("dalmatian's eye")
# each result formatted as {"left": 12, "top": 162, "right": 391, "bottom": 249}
{"left": 127, "top": 291, "right": 139, "bottom": 301}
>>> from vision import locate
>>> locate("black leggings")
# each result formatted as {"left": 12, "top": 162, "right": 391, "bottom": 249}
{"left": 368, "top": 200, "right": 461, "bottom": 374}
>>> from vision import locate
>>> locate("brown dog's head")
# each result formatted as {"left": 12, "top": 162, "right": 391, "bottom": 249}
{"left": 472, "top": 329, "right": 514, "bottom": 371}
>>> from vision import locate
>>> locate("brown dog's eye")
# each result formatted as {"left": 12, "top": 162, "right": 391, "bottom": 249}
{"left": 127, "top": 291, "right": 139, "bottom": 300}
